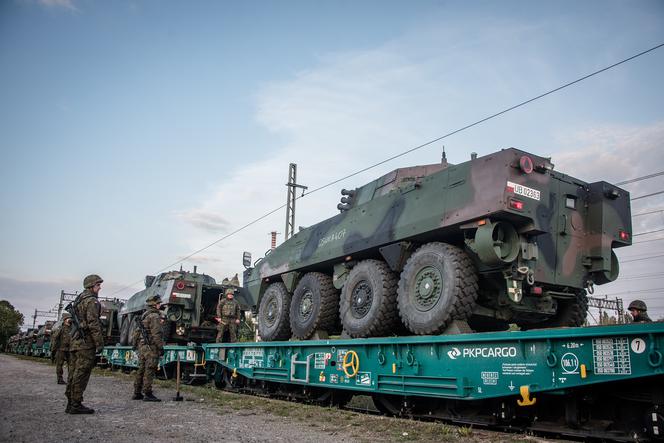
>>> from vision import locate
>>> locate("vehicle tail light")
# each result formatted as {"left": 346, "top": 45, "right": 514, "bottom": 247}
{"left": 509, "top": 198, "right": 524, "bottom": 211}
{"left": 619, "top": 230, "right": 630, "bottom": 241}
{"left": 531, "top": 286, "right": 543, "bottom": 295}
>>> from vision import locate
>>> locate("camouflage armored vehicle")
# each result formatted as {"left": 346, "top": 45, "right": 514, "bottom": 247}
{"left": 34, "top": 321, "right": 55, "bottom": 357}
{"left": 243, "top": 148, "right": 632, "bottom": 340}
{"left": 98, "top": 298, "right": 124, "bottom": 345}
{"left": 23, "top": 328, "right": 38, "bottom": 355}
{"left": 119, "top": 269, "right": 249, "bottom": 345}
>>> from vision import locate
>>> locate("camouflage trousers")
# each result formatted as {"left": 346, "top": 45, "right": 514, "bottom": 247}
{"left": 55, "top": 350, "right": 69, "bottom": 380}
{"left": 134, "top": 345, "right": 160, "bottom": 394}
{"left": 65, "top": 349, "right": 96, "bottom": 404}
{"left": 216, "top": 320, "right": 238, "bottom": 343}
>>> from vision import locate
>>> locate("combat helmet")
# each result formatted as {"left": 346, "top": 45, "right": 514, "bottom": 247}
{"left": 225, "top": 288, "right": 235, "bottom": 296}
{"left": 146, "top": 295, "right": 162, "bottom": 306}
{"left": 61, "top": 312, "right": 71, "bottom": 319}
{"left": 83, "top": 274, "right": 103, "bottom": 289}
{"left": 628, "top": 299, "right": 647, "bottom": 312}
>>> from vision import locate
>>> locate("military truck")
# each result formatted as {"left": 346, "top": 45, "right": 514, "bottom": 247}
{"left": 118, "top": 268, "right": 249, "bottom": 345}
{"left": 243, "top": 148, "right": 632, "bottom": 340}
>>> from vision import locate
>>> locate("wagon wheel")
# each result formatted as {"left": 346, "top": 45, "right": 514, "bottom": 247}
{"left": 397, "top": 242, "right": 478, "bottom": 335}
{"left": 372, "top": 394, "right": 404, "bottom": 416}
{"left": 290, "top": 272, "right": 339, "bottom": 340}
{"left": 257, "top": 282, "right": 292, "bottom": 341}
{"left": 339, "top": 259, "right": 400, "bottom": 338}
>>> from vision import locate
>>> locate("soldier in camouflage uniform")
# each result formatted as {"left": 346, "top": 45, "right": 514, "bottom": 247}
{"left": 216, "top": 288, "right": 241, "bottom": 343}
{"left": 51, "top": 312, "right": 72, "bottom": 384}
{"left": 65, "top": 274, "right": 104, "bottom": 414}
{"left": 132, "top": 294, "right": 165, "bottom": 402}
{"left": 628, "top": 300, "right": 652, "bottom": 323}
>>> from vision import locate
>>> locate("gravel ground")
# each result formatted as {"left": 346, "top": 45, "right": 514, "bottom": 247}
{"left": 0, "top": 354, "right": 560, "bottom": 443}
{"left": 0, "top": 353, "right": 359, "bottom": 443}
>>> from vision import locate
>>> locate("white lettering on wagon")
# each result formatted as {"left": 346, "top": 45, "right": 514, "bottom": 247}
{"left": 447, "top": 346, "right": 518, "bottom": 359}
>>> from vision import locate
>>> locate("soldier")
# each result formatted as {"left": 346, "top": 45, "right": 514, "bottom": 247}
{"left": 216, "top": 288, "right": 241, "bottom": 343}
{"left": 628, "top": 300, "right": 652, "bottom": 323}
{"left": 132, "top": 294, "right": 165, "bottom": 402}
{"left": 65, "top": 274, "right": 104, "bottom": 414}
{"left": 51, "top": 312, "right": 72, "bottom": 384}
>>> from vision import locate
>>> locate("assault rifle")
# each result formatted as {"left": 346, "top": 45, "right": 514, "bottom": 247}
{"left": 137, "top": 314, "right": 152, "bottom": 351}
{"left": 65, "top": 301, "right": 85, "bottom": 341}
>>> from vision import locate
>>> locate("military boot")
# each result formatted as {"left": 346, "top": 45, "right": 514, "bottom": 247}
{"left": 65, "top": 400, "right": 72, "bottom": 414}
{"left": 57, "top": 377, "right": 66, "bottom": 385}
{"left": 142, "top": 392, "right": 161, "bottom": 402}
{"left": 132, "top": 392, "right": 144, "bottom": 400}
{"left": 69, "top": 402, "right": 95, "bottom": 414}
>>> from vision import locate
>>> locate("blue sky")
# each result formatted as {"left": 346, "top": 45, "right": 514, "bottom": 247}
{"left": 1, "top": 0, "right": 664, "bottom": 327}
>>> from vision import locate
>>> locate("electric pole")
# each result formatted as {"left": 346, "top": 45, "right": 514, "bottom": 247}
{"left": 285, "top": 163, "right": 308, "bottom": 240}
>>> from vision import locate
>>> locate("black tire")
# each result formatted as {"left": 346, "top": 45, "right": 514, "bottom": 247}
{"left": 290, "top": 272, "right": 339, "bottom": 340}
{"left": 339, "top": 259, "right": 400, "bottom": 338}
{"left": 533, "top": 291, "right": 588, "bottom": 329}
{"left": 397, "top": 242, "right": 478, "bottom": 335}
{"left": 257, "top": 282, "right": 292, "bottom": 341}
{"left": 119, "top": 315, "right": 130, "bottom": 346}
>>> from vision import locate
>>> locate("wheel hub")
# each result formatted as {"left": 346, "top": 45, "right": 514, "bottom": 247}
{"left": 413, "top": 266, "right": 442, "bottom": 311}
{"left": 265, "top": 297, "right": 277, "bottom": 327}
{"left": 351, "top": 280, "right": 373, "bottom": 319}
{"left": 299, "top": 290, "right": 314, "bottom": 321}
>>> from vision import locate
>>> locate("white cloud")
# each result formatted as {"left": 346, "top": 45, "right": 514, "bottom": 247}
{"left": 37, "top": 0, "right": 78, "bottom": 11}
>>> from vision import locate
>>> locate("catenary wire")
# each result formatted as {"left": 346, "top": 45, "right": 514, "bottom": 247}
{"left": 633, "top": 208, "right": 664, "bottom": 218}
{"left": 632, "top": 190, "right": 664, "bottom": 201}
{"left": 106, "top": 42, "right": 664, "bottom": 296}
{"left": 616, "top": 171, "right": 664, "bottom": 186}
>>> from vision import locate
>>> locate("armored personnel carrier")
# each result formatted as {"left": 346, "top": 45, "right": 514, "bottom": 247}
{"left": 243, "top": 148, "right": 632, "bottom": 340}
{"left": 34, "top": 321, "right": 55, "bottom": 357}
{"left": 119, "top": 268, "right": 249, "bottom": 345}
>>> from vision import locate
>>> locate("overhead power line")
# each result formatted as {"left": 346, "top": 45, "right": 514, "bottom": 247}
{"left": 632, "top": 190, "right": 664, "bottom": 201}
{"left": 108, "top": 42, "right": 664, "bottom": 296}
{"left": 616, "top": 171, "right": 664, "bottom": 186}
{"left": 633, "top": 208, "right": 664, "bottom": 218}
{"left": 633, "top": 228, "right": 664, "bottom": 237}
{"left": 621, "top": 253, "right": 664, "bottom": 264}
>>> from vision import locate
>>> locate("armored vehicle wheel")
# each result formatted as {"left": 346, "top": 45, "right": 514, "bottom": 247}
{"left": 397, "top": 242, "right": 478, "bottom": 335}
{"left": 525, "top": 291, "right": 588, "bottom": 329}
{"left": 290, "top": 272, "right": 339, "bottom": 340}
{"left": 127, "top": 315, "right": 140, "bottom": 345}
{"left": 339, "top": 259, "right": 400, "bottom": 338}
{"left": 119, "top": 315, "right": 130, "bottom": 346}
{"left": 258, "top": 282, "right": 292, "bottom": 341}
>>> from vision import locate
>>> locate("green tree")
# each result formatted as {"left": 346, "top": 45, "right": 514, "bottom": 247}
{"left": 0, "top": 300, "right": 24, "bottom": 351}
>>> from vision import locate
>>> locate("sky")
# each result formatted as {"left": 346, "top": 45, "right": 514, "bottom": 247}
{"left": 1, "top": 0, "right": 664, "bottom": 329}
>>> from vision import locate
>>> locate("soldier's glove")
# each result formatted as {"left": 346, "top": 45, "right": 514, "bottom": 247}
{"left": 159, "top": 348, "right": 165, "bottom": 357}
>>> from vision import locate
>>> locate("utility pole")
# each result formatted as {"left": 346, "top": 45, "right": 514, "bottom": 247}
{"left": 57, "top": 290, "right": 79, "bottom": 320}
{"left": 32, "top": 308, "right": 57, "bottom": 329}
{"left": 587, "top": 295, "right": 626, "bottom": 324}
{"left": 285, "top": 163, "right": 308, "bottom": 240}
